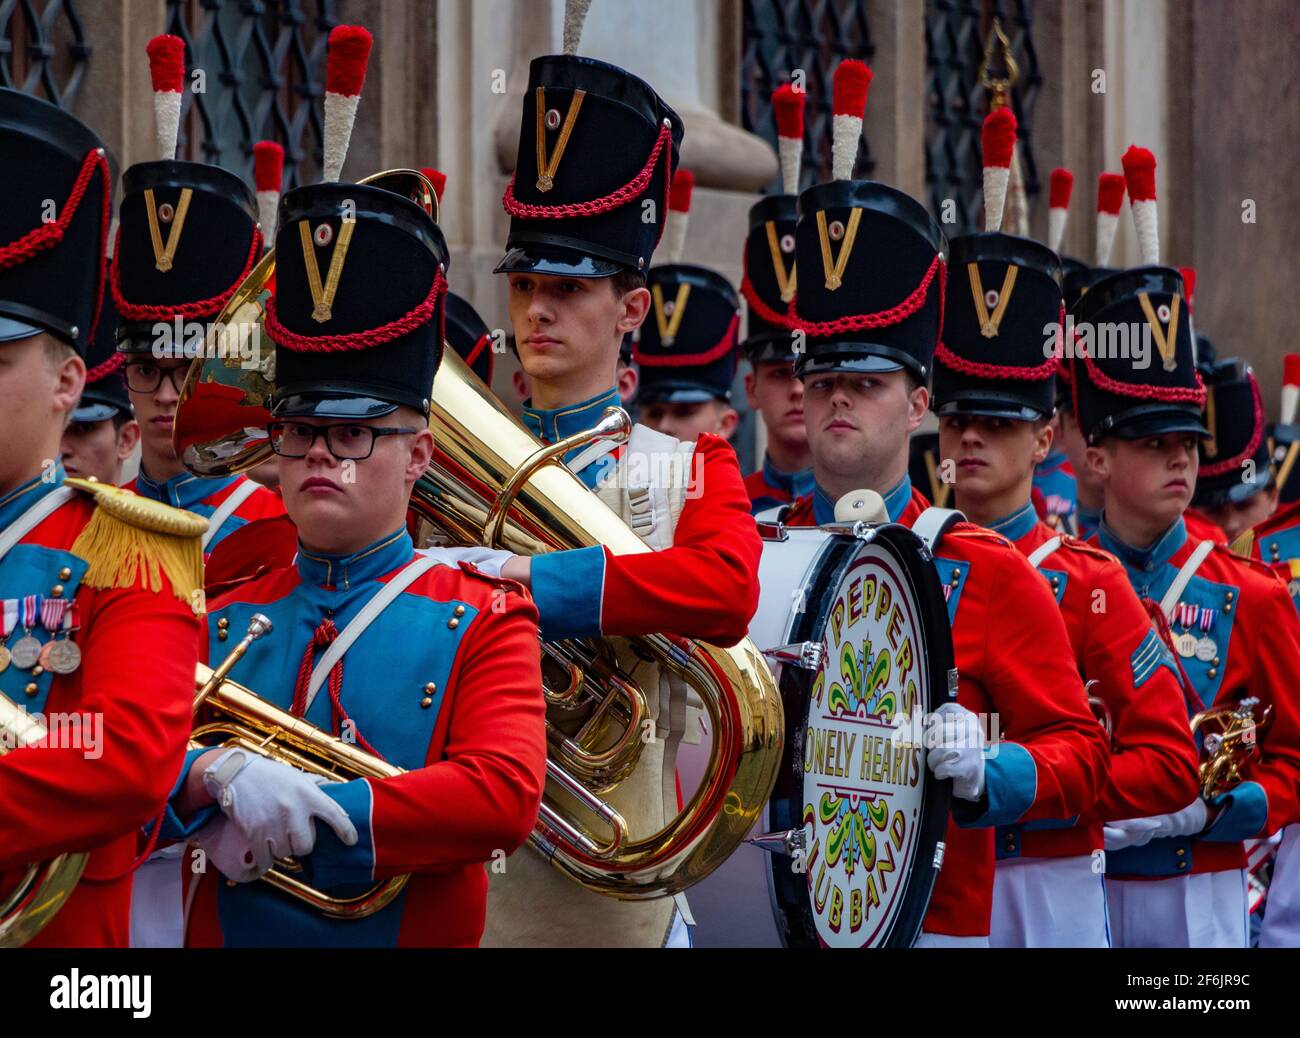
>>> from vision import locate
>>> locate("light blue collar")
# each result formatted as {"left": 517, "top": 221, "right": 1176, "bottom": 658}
{"left": 0, "top": 463, "right": 68, "bottom": 529}
{"left": 812, "top": 475, "right": 912, "bottom": 525}
{"left": 296, "top": 529, "right": 414, "bottom": 590}
{"left": 989, "top": 501, "right": 1039, "bottom": 542}
{"left": 1037, "top": 449, "right": 1069, "bottom": 473}
{"left": 522, "top": 387, "right": 622, "bottom": 448}
{"left": 762, "top": 454, "right": 816, "bottom": 500}
{"left": 136, "top": 467, "right": 239, "bottom": 510}
{"left": 1098, "top": 515, "right": 1188, "bottom": 574}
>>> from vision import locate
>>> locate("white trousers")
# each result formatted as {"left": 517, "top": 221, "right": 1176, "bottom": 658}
{"left": 128, "top": 843, "right": 186, "bottom": 948}
{"left": 913, "top": 932, "right": 990, "bottom": 948}
{"left": 1260, "top": 826, "right": 1300, "bottom": 948}
{"left": 1107, "top": 870, "right": 1247, "bottom": 948}
{"left": 990, "top": 854, "right": 1110, "bottom": 947}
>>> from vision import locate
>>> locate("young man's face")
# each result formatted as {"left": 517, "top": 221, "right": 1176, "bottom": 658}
{"left": 60, "top": 416, "right": 139, "bottom": 484}
{"left": 938, "top": 414, "right": 1051, "bottom": 506}
{"left": 744, "top": 361, "right": 805, "bottom": 449}
{"left": 1200, "top": 485, "right": 1279, "bottom": 542}
{"left": 1087, "top": 432, "right": 1199, "bottom": 530}
{"left": 802, "top": 369, "right": 928, "bottom": 486}
{"left": 640, "top": 398, "right": 738, "bottom": 442}
{"left": 0, "top": 334, "right": 84, "bottom": 490}
{"left": 275, "top": 408, "right": 433, "bottom": 555}
{"left": 506, "top": 273, "right": 648, "bottom": 389}
{"left": 124, "top": 357, "right": 189, "bottom": 463}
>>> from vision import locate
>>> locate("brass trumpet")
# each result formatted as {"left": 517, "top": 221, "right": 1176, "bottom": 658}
{"left": 0, "top": 693, "right": 87, "bottom": 946}
{"left": 1191, "top": 696, "right": 1273, "bottom": 800}
{"left": 190, "top": 614, "right": 409, "bottom": 918}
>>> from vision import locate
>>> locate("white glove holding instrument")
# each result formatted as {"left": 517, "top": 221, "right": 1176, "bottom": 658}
{"left": 1103, "top": 797, "right": 1209, "bottom": 850}
{"left": 202, "top": 748, "right": 358, "bottom": 862}
{"left": 193, "top": 815, "right": 268, "bottom": 884}
{"left": 926, "top": 701, "right": 986, "bottom": 801}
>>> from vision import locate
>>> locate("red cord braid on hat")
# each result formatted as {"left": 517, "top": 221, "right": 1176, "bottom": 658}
{"left": 738, "top": 245, "right": 795, "bottom": 329}
{"left": 635, "top": 312, "right": 739, "bottom": 367}
{"left": 503, "top": 119, "right": 674, "bottom": 224}
{"left": 0, "top": 148, "right": 111, "bottom": 343}
{"left": 266, "top": 266, "right": 447, "bottom": 353}
{"left": 789, "top": 254, "right": 944, "bottom": 335}
{"left": 85, "top": 351, "right": 126, "bottom": 383}
{"left": 1076, "top": 329, "right": 1207, "bottom": 404}
{"left": 933, "top": 341, "right": 1059, "bottom": 380}
{"left": 1200, "top": 372, "right": 1265, "bottom": 477}
{"left": 111, "top": 224, "right": 263, "bottom": 322}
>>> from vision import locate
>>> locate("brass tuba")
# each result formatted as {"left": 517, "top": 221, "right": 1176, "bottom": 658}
{"left": 0, "top": 692, "right": 87, "bottom": 946}
{"left": 173, "top": 169, "right": 783, "bottom": 900}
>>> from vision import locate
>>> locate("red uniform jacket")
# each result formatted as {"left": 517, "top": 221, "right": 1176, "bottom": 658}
{"left": 0, "top": 475, "right": 198, "bottom": 946}
{"left": 1095, "top": 518, "right": 1300, "bottom": 877}
{"left": 1244, "top": 498, "right": 1300, "bottom": 619}
{"left": 125, "top": 471, "right": 285, "bottom": 557}
{"left": 994, "top": 506, "right": 1200, "bottom": 861}
{"left": 1184, "top": 508, "right": 1229, "bottom": 546}
{"left": 785, "top": 484, "right": 1111, "bottom": 936}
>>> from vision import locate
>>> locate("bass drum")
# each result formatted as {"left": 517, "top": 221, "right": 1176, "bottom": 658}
{"left": 678, "top": 521, "right": 953, "bottom": 947}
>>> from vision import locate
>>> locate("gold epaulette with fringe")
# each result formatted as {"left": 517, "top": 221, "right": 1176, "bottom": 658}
{"left": 64, "top": 477, "right": 208, "bottom": 606}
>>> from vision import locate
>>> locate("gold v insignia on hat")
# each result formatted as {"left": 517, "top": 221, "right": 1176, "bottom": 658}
{"left": 967, "top": 262, "right": 1019, "bottom": 338}
{"left": 652, "top": 282, "right": 692, "bottom": 346}
{"left": 535, "top": 87, "right": 586, "bottom": 193}
{"left": 1138, "top": 292, "right": 1181, "bottom": 372}
{"left": 299, "top": 217, "right": 357, "bottom": 324}
{"left": 144, "top": 188, "right": 193, "bottom": 273}
{"left": 1203, "top": 385, "right": 1219, "bottom": 458}
{"left": 924, "top": 449, "right": 952, "bottom": 508}
{"left": 815, "top": 209, "right": 861, "bottom": 291}
{"left": 764, "top": 221, "right": 797, "bottom": 303}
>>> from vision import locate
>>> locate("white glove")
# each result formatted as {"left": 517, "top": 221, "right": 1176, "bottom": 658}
{"left": 193, "top": 815, "right": 269, "bottom": 883}
{"left": 926, "top": 702, "right": 986, "bottom": 801}
{"left": 202, "top": 748, "right": 358, "bottom": 861}
{"left": 1104, "top": 798, "right": 1209, "bottom": 850}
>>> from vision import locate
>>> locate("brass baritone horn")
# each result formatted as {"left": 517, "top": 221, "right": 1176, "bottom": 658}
{"left": 0, "top": 693, "right": 88, "bottom": 946}
{"left": 172, "top": 169, "right": 784, "bottom": 900}
{"left": 1191, "top": 696, "right": 1273, "bottom": 801}
{"left": 190, "top": 614, "right": 410, "bottom": 918}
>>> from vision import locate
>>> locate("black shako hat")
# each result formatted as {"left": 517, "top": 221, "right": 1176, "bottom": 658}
{"left": 73, "top": 275, "right": 131, "bottom": 422}
{"left": 932, "top": 232, "right": 1063, "bottom": 421}
{"left": 636, "top": 264, "right": 740, "bottom": 404}
{"left": 1070, "top": 266, "right": 1207, "bottom": 445}
{"left": 791, "top": 179, "right": 947, "bottom": 383}
{"left": 496, "top": 55, "right": 682, "bottom": 278}
{"left": 1193, "top": 358, "right": 1272, "bottom": 508}
{"left": 0, "top": 88, "right": 113, "bottom": 355}
{"left": 267, "top": 182, "right": 450, "bottom": 419}
{"left": 444, "top": 291, "right": 495, "bottom": 387}
{"left": 740, "top": 194, "right": 799, "bottom": 365}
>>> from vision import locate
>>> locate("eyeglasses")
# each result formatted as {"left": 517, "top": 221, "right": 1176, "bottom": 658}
{"left": 266, "top": 421, "right": 420, "bottom": 461}
{"left": 124, "top": 362, "right": 189, "bottom": 395}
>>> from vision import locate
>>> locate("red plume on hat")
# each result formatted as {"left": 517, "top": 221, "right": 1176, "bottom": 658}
{"left": 1047, "top": 167, "right": 1073, "bottom": 252}
{"left": 1283, "top": 354, "right": 1300, "bottom": 425}
{"left": 831, "top": 61, "right": 871, "bottom": 181}
{"left": 665, "top": 168, "right": 694, "bottom": 263}
{"left": 1122, "top": 145, "right": 1159, "bottom": 265}
{"left": 981, "top": 107, "right": 1017, "bottom": 232}
{"left": 772, "top": 82, "right": 806, "bottom": 195}
{"left": 1178, "top": 266, "right": 1196, "bottom": 312}
{"left": 420, "top": 168, "right": 447, "bottom": 203}
{"left": 253, "top": 141, "right": 285, "bottom": 241}
{"left": 1095, "top": 172, "right": 1126, "bottom": 266}
{"left": 323, "top": 25, "right": 373, "bottom": 182}
{"left": 146, "top": 34, "right": 186, "bottom": 161}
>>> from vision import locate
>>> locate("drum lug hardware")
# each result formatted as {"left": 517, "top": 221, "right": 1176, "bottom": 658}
{"left": 946, "top": 667, "right": 960, "bottom": 699}
{"left": 763, "top": 641, "right": 823, "bottom": 671}
{"left": 747, "top": 827, "right": 805, "bottom": 858}
{"left": 932, "top": 840, "right": 946, "bottom": 870}
{"left": 756, "top": 520, "right": 789, "bottom": 542}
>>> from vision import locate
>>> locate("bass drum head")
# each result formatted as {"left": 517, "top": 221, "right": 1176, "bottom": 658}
{"left": 768, "top": 523, "right": 953, "bottom": 948}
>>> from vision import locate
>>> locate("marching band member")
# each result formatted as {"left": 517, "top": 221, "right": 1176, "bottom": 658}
{"left": 111, "top": 36, "right": 285, "bottom": 556}
{"left": 777, "top": 64, "right": 1111, "bottom": 948}
{"left": 0, "top": 87, "right": 203, "bottom": 947}
{"left": 636, "top": 170, "right": 742, "bottom": 444}
{"left": 59, "top": 278, "right": 139, "bottom": 485}
{"left": 485, "top": 6, "right": 761, "bottom": 947}
{"left": 1072, "top": 147, "right": 1300, "bottom": 947}
{"left": 157, "top": 25, "right": 547, "bottom": 947}
{"left": 929, "top": 117, "right": 1199, "bottom": 945}
{"left": 741, "top": 85, "right": 813, "bottom": 514}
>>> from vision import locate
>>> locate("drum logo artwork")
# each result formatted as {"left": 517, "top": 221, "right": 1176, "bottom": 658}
{"left": 800, "top": 552, "right": 926, "bottom": 947}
